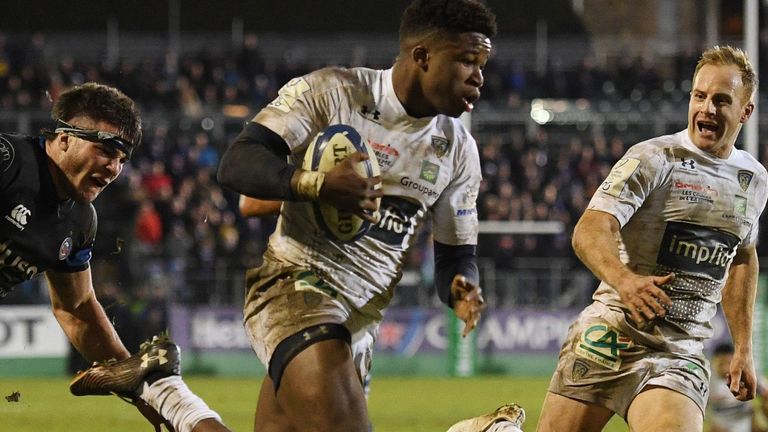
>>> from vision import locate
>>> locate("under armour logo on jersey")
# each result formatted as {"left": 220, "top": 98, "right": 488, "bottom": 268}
{"left": 141, "top": 349, "right": 169, "bottom": 368}
{"left": 680, "top": 158, "right": 696, "bottom": 170}
{"left": 361, "top": 105, "right": 381, "bottom": 121}
{"left": 5, "top": 204, "right": 31, "bottom": 231}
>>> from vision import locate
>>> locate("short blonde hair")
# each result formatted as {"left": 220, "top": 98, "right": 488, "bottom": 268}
{"left": 694, "top": 45, "right": 758, "bottom": 101}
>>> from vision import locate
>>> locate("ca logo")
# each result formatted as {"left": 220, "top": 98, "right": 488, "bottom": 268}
{"left": 575, "top": 324, "right": 633, "bottom": 371}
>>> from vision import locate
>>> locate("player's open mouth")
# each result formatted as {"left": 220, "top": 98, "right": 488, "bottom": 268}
{"left": 697, "top": 121, "right": 718, "bottom": 137}
{"left": 463, "top": 95, "right": 479, "bottom": 112}
{"left": 92, "top": 178, "right": 109, "bottom": 188}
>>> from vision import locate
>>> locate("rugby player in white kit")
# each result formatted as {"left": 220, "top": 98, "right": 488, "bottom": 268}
{"left": 217, "top": 1, "right": 498, "bottom": 430}
{"left": 533, "top": 45, "right": 768, "bottom": 432}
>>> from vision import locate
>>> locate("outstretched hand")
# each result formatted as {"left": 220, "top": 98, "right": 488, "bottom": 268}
{"left": 451, "top": 275, "right": 485, "bottom": 337}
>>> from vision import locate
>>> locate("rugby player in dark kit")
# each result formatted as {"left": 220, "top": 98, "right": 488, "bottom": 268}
{"left": 1, "top": 82, "right": 230, "bottom": 432}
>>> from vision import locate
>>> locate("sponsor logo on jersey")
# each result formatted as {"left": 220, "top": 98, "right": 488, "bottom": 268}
{"left": 0, "top": 136, "right": 15, "bottom": 173}
{"left": 419, "top": 161, "right": 440, "bottom": 184}
{"left": 400, "top": 176, "right": 438, "bottom": 198}
{"left": 737, "top": 170, "right": 754, "bottom": 192}
{"left": 673, "top": 181, "right": 718, "bottom": 204}
{"left": 656, "top": 221, "right": 740, "bottom": 280}
{"left": 680, "top": 157, "right": 696, "bottom": 170}
{"left": 369, "top": 140, "right": 398, "bottom": 170}
{"left": 360, "top": 105, "right": 381, "bottom": 123}
{"left": 268, "top": 77, "right": 310, "bottom": 113}
{"left": 430, "top": 136, "right": 451, "bottom": 158}
{"left": 456, "top": 207, "right": 477, "bottom": 217}
{"left": 5, "top": 204, "right": 31, "bottom": 231}
{"left": 721, "top": 212, "right": 752, "bottom": 229}
{"left": 368, "top": 197, "right": 424, "bottom": 247}
{"left": 0, "top": 240, "right": 39, "bottom": 280}
{"left": 575, "top": 324, "right": 632, "bottom": 371}
{"left": 600, "top": 158, "right": 640, "bottom": 198}
{"left": 734, "top": 196, "right": 748, "bottom": 216}
{"left": 58, "top": 237, "right": 73, "bottom": 261}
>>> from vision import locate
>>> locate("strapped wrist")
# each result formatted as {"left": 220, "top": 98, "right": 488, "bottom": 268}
{"left": 290, "top": 169, "right": 326, "bottom": 201}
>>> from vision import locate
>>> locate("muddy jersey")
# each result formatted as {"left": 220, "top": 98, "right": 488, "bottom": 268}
{"left": 588, "top": 130, "right": 767, "bottom": 343}
{"left": 254, "top": 67, "right": 481, "bottom": 310}
{"left": 0, "top": 134, "right": 96, "bottom": 298}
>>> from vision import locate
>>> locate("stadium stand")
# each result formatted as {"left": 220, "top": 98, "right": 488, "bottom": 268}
{"left": 1, "top": 31, "right": 767, "bottom": 344}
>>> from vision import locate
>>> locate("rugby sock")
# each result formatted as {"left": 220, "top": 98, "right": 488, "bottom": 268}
{"left": 487, "top": 422, "right": 523, "bottom": 432}
{"left": 139, "top": 376, "right": 223, "bottom": 432}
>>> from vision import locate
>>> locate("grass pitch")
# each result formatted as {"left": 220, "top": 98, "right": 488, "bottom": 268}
{"left": 1, "top": 376, "right": 629, "bottom": 431}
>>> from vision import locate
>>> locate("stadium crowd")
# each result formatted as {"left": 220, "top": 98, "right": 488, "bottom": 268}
{"left": 2, "top": 31, "right": 767, "bottom": 325}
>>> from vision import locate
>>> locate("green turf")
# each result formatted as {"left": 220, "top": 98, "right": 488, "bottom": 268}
{"left": 0, "top": 376, "right": 629, "bottom": 431}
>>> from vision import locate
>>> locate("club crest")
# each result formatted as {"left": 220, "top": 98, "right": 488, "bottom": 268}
{"left": 572, "top": 360, "right": 590, "bottom": 381}
{"left": 431, "top": 136, "right": 450, "bottom": 158}
{"left": 58, "top": 237, "right": 73, "bottom": 260}
{"left": 737, "top": 170, "right": 754, "bottom": 192}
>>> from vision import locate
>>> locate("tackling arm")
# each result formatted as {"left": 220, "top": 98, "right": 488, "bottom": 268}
{"left": 46, "top": 269, "right": 130, "bottom": 362}
{"left": 720, "top": 246, "right": 759, "bottom": 401}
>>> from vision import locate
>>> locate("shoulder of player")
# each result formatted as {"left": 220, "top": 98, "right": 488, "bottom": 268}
{"left": 303, "top": 66, "right": 375, "bottom": 95}
{"left": 432, "top": 115, "right": 475, "bottom": 143}
{"left": 732, "top": 148, "right": 767, "bottom": 176}
{"left": 0, "top": 133, "right": 38, "bottom": 175}
{"left": 72, "top": 201, "right": 98, "bottom": 242}
{"left": 432, "top": 116, "right": 478, "bottom": 158}
{"left": 624, "top": 132, "right": 680, "bottom": 162}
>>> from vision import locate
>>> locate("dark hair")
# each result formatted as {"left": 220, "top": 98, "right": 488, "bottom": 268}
{"left": 47, "top": 82, "right": 142, "bottom": 149}
{"left": 713, "top": 343, "right": 734, "bottom": 356}
{"left": 399, "top": 0, "right": 497, "bottom": 43}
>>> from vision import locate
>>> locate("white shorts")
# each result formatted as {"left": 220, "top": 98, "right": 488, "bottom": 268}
{"left": 243, "top": 258, "right": 379, "bottom": 386}
{"left": 548, "top": 301, "right": 710, "bottom": 417}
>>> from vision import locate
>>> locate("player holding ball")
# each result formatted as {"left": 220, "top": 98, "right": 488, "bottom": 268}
{"left": 217, "top": 0, "right": 503, "bottom": 430}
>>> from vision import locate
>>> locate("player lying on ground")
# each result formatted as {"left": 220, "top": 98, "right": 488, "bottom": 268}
{"left": 0, "top": 81, "right": 229, "bottom": 432}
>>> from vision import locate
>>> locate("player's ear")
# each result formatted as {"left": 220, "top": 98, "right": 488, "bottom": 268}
{"left": 412, "top": 45, "right": 429, "bottom": 71}
{"left": 740, "top": 101, "right": 755, "bottom": 123}
{"left": 57, "top": 132, "right": 71, "bottom": 151}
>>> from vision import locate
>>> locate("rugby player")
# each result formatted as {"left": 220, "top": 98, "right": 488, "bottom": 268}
{"left": 217, "top": 0, "right": 500, "bottom": 430}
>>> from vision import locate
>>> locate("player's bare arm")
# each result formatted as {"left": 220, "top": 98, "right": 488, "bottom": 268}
{"left": 721, "top": 245, "right": 759, "bottom": 401}
{"left": 45, "top": 269, "right": 130, "bottom": 362}
{"left": 572, "top": 209, "right": 673, "bottom": 324}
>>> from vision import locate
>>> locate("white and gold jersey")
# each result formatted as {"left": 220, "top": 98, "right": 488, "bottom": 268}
{"left": 588, "top": 130, "right": 768, "bottom": 340}
{"left": 254, "top": 67, "right": 481, "bottom": 311}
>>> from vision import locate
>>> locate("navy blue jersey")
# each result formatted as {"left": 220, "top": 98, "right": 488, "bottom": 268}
{"left": 0, "top": 134, "right": 96, "bottom": 297}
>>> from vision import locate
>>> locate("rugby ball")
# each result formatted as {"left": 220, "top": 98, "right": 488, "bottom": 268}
{"left": 303, "top": 124, "right": 381, "bottom": 242}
